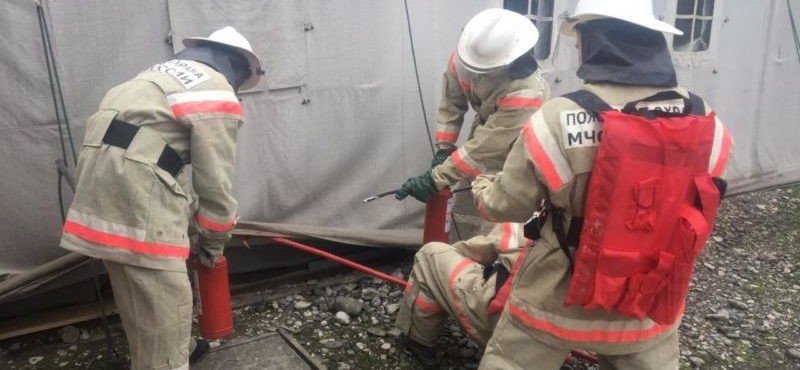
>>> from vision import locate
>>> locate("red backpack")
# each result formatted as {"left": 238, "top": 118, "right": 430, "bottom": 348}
{"left": 549, "top": 90, "right": 732, "bottom": 325}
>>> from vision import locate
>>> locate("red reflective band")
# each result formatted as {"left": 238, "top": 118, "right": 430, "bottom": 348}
{"left": 414, "top": 295, "right": 443, "bottom": 313}
{"left": 498, "top": 97, "right": 543, "bottom": 109}
{"left": 499, "top": 223, "right": 513, "bottom": 253}
{"left": 171, "top": 101, "right": 243, "bottom": 118}
{"left": 436, "top": 131, "right": 458, "bottom": 143}
{"left": 508, "top": 305, "right": 673, "bottom": 343}
{"left": 452, "top": 150, "right": 482, "bottom": 178}
{"left": 449, "top": 259, "right": 478, "bottom": 341}
{"left": 476, "top": 200, "right": 497, "bottom": 223}
{"left": 711, "top": 127, "right": 732, "bottom": 177}
{"left": 522, "top": 121, "right": 564, "bottom": 190}
{"left": 63, "top": 221, "right": 189, "bottom": 259}
{"left": 196, "top": 213, "right": 236, "bottom": 233}
{"left": 448, "top": 51, "right": 472, "bottom": 92}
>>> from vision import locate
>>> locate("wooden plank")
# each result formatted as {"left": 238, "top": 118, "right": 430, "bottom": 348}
{"left": 0, "top": 300, "right": 117, "bottom": 341}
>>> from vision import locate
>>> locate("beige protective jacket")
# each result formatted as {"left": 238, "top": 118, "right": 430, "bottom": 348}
{"left": 472, "top": 83, "right": 733, "bottom": 354}
{"left": 61, "top": 59, "right": 242, "bottom": 272}
{"left": 431, "top": 51, "right": 549, "bottom": 189}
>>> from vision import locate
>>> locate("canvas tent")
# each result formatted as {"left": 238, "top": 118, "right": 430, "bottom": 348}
{"left": 0, "top": 0, "right": 799, "bottom": 297}
{"left": 0, "top": 0, "right": 499, "bottom": 274}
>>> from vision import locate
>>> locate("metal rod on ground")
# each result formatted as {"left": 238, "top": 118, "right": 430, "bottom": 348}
{"left": 243, "top": 238, "right": 409, "bottom": 288}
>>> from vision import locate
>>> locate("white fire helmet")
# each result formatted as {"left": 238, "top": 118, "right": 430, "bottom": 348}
{"left": 183, "top": 26, "right": 264, "bottom": 90}
{"left": 456, "top": 8, "right": 539, "bottom": 74}
{"left": 560, "top": 0, "right": 683, "bottom": 37}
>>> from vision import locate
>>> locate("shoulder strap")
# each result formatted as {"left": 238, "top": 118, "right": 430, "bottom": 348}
{"left": 687, "top": 92, "right": 706, "bottom": 115}
{"left": 622, "top": 90, "right": 708, "bottom": 118}
{"left": 565, "top": 89, "right": 707, "bottom": 117}
{"left": 547, "top": 202, "right": 583, "bottom": 270}
{"left": 562, "top": 90, "right": 614, "bottom": 114}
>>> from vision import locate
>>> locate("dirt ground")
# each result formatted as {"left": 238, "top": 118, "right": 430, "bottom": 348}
{"left": 1, "top": 185, "right": 798, "bottom": 369}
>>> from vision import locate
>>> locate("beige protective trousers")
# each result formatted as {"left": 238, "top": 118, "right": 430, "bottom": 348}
{"left": 396, "top": 242, "right": 502, "bottom": 348}
{"left": 480, "top": 311, "right": 679, "bottom": 370}
{"left": 104, "top": 261, "right": 192, "bottom": 370}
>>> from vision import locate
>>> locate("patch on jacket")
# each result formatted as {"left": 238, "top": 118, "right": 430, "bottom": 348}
{"left": 149, "top": 59, "right": 209, "bottom": 89}
{"left": 560, "top": 109, "right": 603, "bottom": 149}
{"left": 560, "top": 99, "right": 687, "bottom": 149}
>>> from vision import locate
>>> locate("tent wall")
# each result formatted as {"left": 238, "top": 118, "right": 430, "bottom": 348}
{"left": 0, "top": 0, "right": 497, "bottom": 272}
{"left": 1, "top": 0, "right": 799, "bottom": 273}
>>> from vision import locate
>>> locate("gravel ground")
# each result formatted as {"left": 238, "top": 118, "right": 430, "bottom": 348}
{"left": 679, "top": 185, "right": 800, "bottom": 369}
{"left": 1, "top": 185, "right": 798, "bottom": 369}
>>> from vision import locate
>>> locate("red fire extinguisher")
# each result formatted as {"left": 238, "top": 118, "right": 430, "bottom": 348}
{"left": 422, "top": 188, "right": 453, "bottom": 244}
{"left": 192, "top": 256, "right": 234, "bottom": 340}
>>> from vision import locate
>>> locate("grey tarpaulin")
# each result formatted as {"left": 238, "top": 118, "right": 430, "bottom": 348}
{"left": 0, "top": 0, "right": 493, "bottom": 273}
{"left": 232, "top": 221, "right": 422, "bottom": 249}
{"left": 1, "top": 0, "right": 799, "bottom": 275}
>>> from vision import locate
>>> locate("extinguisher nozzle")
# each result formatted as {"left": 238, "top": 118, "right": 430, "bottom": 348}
{"left": 362, "top": 196, "right": 379, "bottom": 203}
{"left": 362, "top": 189, "right": 402, "bottom": 204}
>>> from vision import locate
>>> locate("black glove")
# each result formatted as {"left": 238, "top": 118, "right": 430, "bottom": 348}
{"left": 395, "top": 171, "right": 438, "bottom": 203}
{"left": 431, "top": 147, "right": 456, "bottom": 168}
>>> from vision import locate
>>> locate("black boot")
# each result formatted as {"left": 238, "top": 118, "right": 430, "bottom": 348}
{"left": 189, "top": 338, "right": 210, "bottom": 364}
{"left": 400, "top": 336, "right": 439, "bottom": 368}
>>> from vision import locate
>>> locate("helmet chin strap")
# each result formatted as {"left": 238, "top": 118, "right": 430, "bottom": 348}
{"left": 175, "top": 44, "right": 251, "bottom": 91}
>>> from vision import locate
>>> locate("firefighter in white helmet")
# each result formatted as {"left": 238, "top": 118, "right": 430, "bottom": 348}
{"left": 60, "top": 27, "right": 262, "bottom": 369}
{"left": 472, "top": 1, "right": 733, "bottom": 369}
{"left": 394, "top": 8, "right": 549, "bottom": 367}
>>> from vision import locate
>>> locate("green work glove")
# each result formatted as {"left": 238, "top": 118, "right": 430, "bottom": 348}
{"left": 395, "top": 171, "right": 438, "bottom": 203}
{"left": 431, "top": 147, "right": 456, "bottom": 168}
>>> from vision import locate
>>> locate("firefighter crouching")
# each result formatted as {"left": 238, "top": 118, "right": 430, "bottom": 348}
{"left": 393, "top": 9, "right": 549, "bottom": 366}
{"left": 471, "top": 1, "right": 733, "bottom": 369}
{"left": 60, "top": 27, "right": 262, "bottom": 370}
{"left": 396, "top": 222, "right": 530, "bottom": 365}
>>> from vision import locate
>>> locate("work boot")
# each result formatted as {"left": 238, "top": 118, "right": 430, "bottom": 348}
{"left": 189, "top": 338, "right": 210, "bottom": 364}
{"left": 400, "top": 335, "right": 439, "bottom": 368}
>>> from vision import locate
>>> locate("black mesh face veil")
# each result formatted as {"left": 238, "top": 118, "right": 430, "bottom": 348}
{"left": 508, "top": 47, "right": 539, "bottom": 79}
{"left": 576, "top": 19, "right": 678, "bottom": 87}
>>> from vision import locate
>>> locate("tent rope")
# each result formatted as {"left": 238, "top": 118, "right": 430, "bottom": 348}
{"left": 787, "top": 0, "right": 800, "bottom": 65}
{"left": 38, "top": 3, "right": 118, "bottom": 366}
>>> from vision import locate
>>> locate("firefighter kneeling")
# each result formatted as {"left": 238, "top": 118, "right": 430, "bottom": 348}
{"left": 471, "top": 0, "right": 733, "bottom": 369}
